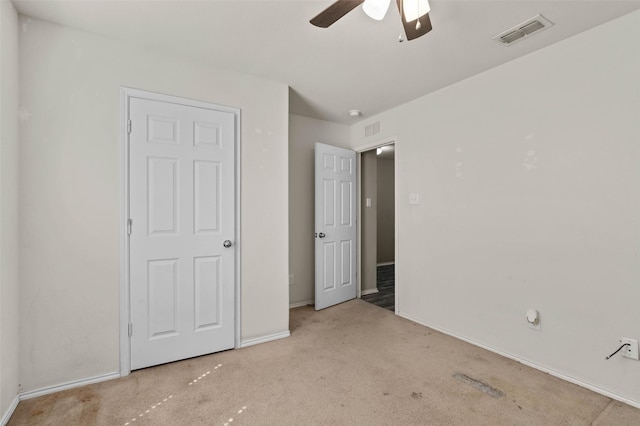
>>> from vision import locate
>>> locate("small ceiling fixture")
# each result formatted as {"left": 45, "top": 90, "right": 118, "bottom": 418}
{"left": 349, "top": 109, "right": 362, "bottom": 117}
{"left": 376, "top": 147, "right": 384, "bottom": 155}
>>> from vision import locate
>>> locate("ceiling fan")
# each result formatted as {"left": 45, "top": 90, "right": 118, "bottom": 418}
{"left": 310, "top": 0, "right": 433, "bottom": 41}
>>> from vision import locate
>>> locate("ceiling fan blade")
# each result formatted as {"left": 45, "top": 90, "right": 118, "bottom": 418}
{"left": 310, "top": 0, "right": 365, "bottom": 28}
{"left": 397, "top": 0, "right": 433, "bottom": 40}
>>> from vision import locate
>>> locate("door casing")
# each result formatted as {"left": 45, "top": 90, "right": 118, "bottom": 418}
{"left": 354, "top": 136, "right": 398, "bottom": 314}
{"left": 119, "top": 87, "right": 241, "bottom": 376}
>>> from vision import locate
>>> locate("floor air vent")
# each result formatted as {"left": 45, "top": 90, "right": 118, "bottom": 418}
{"left": 494, "top": 14, "right": 554, "bottom": 45}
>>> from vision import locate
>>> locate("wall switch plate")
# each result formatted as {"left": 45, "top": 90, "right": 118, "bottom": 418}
{"left": 621, "top": 338, "right": 639, "bottom": 360}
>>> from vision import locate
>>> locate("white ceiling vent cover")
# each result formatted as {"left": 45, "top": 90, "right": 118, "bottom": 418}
{"left": 494, "top": 14, "right": 554, "bottom": 46}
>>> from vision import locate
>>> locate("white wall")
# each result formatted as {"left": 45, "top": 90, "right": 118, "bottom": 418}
{"left": 0, "top": 0, "right": 20, "bottom": 420}
{"left": 18, "top": 16, "right": 289, "bottom": 393}
{"left": 289, "top": 114, "right": 350, "bottom": 306}
{"left": 376, "top": 157, "right": 394, "bottom": 263}
{"left": 351, "top": 10, "right": 640, "bottom": 405}
{"left": 361, "top": 150, "right": 377, "bottom": 294}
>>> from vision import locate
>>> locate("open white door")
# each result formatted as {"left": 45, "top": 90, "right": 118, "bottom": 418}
{"left": 128, "top": 96, "right": 236, "bottom": 370}
{"left": 315, "top": 143, "right": 357, "bottom": 310}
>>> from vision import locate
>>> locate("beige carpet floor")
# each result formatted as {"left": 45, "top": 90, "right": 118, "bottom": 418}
{"left": 9, "top": 299, "right": 640, "bottom": 425}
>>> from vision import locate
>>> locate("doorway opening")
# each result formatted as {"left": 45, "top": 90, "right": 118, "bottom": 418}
{"left": 359, "top": 143, "right": 395, "bottom": 312}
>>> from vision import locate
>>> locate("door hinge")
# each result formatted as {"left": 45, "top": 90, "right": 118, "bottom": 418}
{"left": 128, "top": 323, "right": 133, "bottom": 337}
{"left": 127, "top": 218, "right": 132, "bottom": 236}
{"left": 127, "top": 119, "right": 132, "bottom": 134}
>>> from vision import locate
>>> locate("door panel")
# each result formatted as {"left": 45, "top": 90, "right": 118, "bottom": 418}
{"left": 315, "top": 143, "right": 357, "bottom": 310}
{"left": 194, "top": 256, "right": 221, "bottom": 329}
{"left": 340, "top": 240, "right": 352, "bottom": 286}
{"left": 129, "top": 97, "right": 235, "bottom": 370}
{"left": 194, "top": 160, "right": 221, "bottom": 233}
{"left": 148, "top": 259, "right": 178, "bottom": 337}
{"left": 341, "top": 181, "right": 353, "bottom": 226}
{"left": 147, "top": 157, "right": 178, "bottom": 235}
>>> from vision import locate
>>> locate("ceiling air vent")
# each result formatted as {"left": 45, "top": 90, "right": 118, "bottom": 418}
{"left": 494, "top": 14, "right": 554, "bottom": 46}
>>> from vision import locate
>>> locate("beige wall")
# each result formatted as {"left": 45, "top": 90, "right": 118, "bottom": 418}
{"left": 376, "top": 157, "right": 394, "bottom": 264}
{"left": 0, "top": 0, "right": 20, "bottom": 419}
{"left": 361, "top": 150, "right": 378, "bottom": 294}
{"left": 351, "top": 9, "right": 640, "bottom": 405}
{"left": 288, "top": 114, "right": 350, "bottom": 306}
{"left": 18, "top": 16, "right": 289, "bottom": 393}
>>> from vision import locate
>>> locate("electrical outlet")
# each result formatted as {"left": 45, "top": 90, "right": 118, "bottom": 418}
{"left": 621, "top": 338, "right": 639, "bottom": 360}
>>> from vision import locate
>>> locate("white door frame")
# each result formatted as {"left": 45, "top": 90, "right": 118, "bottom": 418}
{"left": 354, "top": 136, "right": 399, "bottom": 314}
{"left": 119, "top": 87, "right": 241, "bottom": 376}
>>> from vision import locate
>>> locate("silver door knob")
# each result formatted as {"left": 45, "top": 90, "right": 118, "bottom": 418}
{"left": 318, "top": 233, "right": 326, "bottom": 239}
{"left": 223, "top": 240, "right": 233, "bottom": 248}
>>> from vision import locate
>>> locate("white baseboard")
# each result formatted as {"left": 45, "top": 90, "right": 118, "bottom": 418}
{"left": 1, "top": 395, "right": 19, "bottom": 426}
{"left": 361, "top": 288, "right": 379, "bottom": 296}
{"left": 376, "top": 262, "right": 395, "bottom": 266}
{"left": 289, "top": 299, "right": 313, "bottom": 309}
{"left": 19, "top": 372, "right": 120, "bottom": 401}
{"left": 398, "top": 312, "right": 640, "bottom": 410}
{"left": 240, "top": 331, "right": 290, "bottom": 348}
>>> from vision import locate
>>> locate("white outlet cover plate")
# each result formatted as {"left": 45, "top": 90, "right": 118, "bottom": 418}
{"left": 621, "top": 338, "right": 639, "bottom": 360}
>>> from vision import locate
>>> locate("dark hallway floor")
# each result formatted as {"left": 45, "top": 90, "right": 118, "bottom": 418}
{"left": 361, "top": 264, "right": 394, "bottom": 311}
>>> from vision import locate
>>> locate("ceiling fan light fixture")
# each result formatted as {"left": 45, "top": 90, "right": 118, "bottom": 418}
{"left": 402, "top": 0, "right": 430, "bottom": 22}
{"left": 363, "top": 0, "right": 391, "bottom": 21}
{"left": 310, "top": 0, "right": 432, "bottom": 42}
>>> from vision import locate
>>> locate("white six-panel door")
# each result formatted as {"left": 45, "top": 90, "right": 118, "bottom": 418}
{"left": 315, "top": 143, "right": 357, "bottom": 310}
{"left": 129, "top": 97, "right": 236, "bottom": 370}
